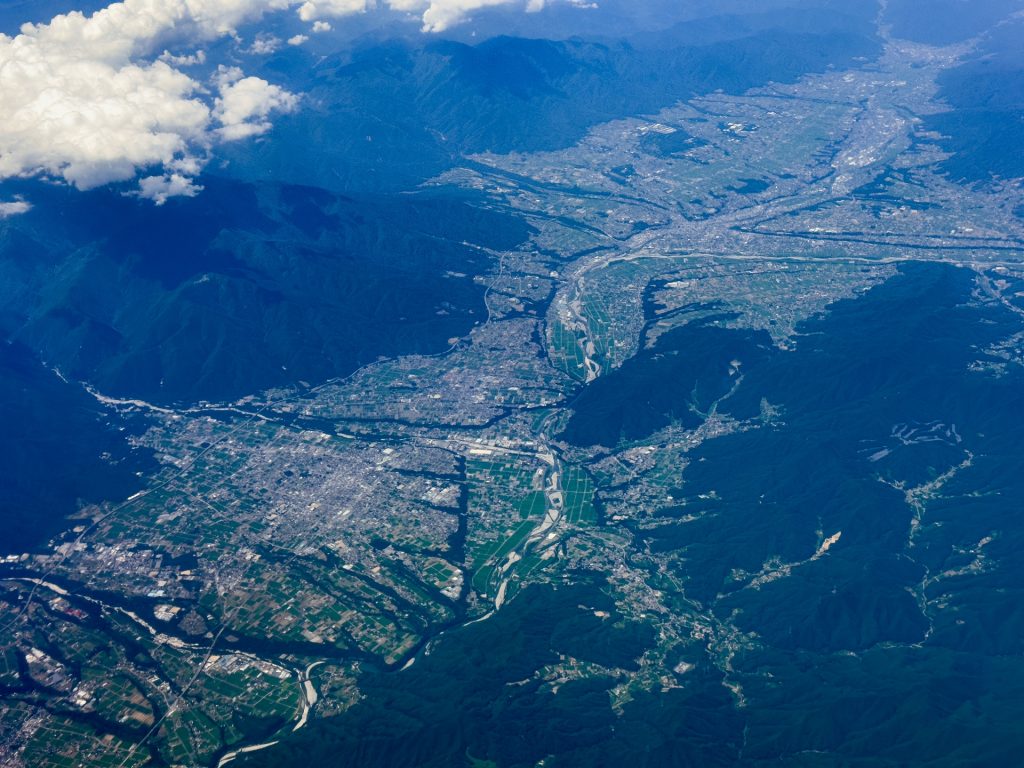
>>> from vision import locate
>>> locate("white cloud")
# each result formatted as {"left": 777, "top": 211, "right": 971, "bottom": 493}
{"left": 419, "top": 0, "right": 531, "bottom": 32}
{"left": 0, "top": 0, "right": 297, "bottom": 199}
{"left": 159, "top": 49, "right": 207, "bottom": 66}
{"left": 0, "top": 199, "right": 32, "bottom": 218}
{"left": 297, "top": 0, "right": 558, "bottom": 31}
{"left": 287, "top": 33, "right": 309, "bottom": 45}
{"left": 214, "top": 66, "right": 300, "bottom": 139}
{"left": 249, "top": 32, "right": 282, "bottom": 53}
{"left": 383, "top": 0, "right": 545, "bottom": 31}
{"left": 297, "top": 0, "right": 371, "bottom": 23}
{"left": 138, "top": 172, "right": 203, "bottom": 203}
{"left": 312, "top": 20, "right": 333, "bottom": 31}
